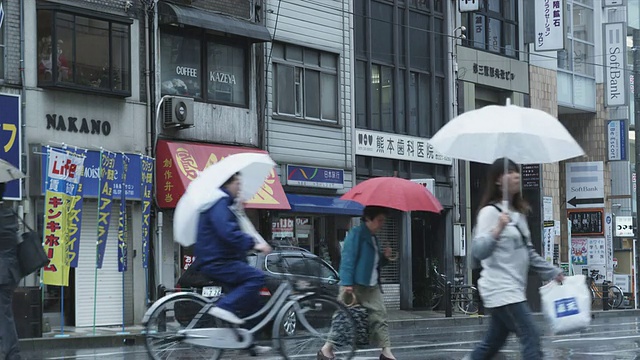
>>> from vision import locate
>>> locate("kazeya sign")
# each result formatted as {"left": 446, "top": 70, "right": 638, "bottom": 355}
{"left": 603, "top": 22, "right": 627, "bottom": 107}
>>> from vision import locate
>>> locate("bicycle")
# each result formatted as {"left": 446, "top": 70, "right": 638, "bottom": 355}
{"left": 428, "top": 267, "right": 479, "bottom": 315}
{"left": 142, "top": 254, "right": 358, "bottom": 360}
{"left": 587, "top": 269, "right": 623, "bottom": 309}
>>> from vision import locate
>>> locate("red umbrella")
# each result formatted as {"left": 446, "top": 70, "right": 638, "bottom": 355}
{"left": 340, "top": 177, "right": 443, "bottom": 213}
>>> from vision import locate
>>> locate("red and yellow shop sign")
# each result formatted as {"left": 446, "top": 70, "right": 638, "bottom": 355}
{"left": 155, "top": 140, "right": 290, "bottom": 210}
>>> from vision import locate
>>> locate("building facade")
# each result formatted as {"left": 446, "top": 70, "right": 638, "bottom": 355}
{"left": 150, "top": 0, "right": 291, "bottom": 296}
{"left": 16, "top": 0, "right": 148, "bottom": 330}
{"left": 263, "top": 0, "right": 358, "bottom": 271}
{"left": 528, "top": 0, "right": 638, "bottom": 305}
{"left": 353, "top": 0, "right": 455, "bottom": 310}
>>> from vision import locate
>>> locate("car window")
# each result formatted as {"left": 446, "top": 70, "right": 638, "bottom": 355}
{"left": 266, "top": 254, "right": 337, "bottom": 280}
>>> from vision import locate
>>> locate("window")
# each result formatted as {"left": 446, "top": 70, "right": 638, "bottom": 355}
{"left": 161, "top": 30, "right": 248, "bottom": 107}
{"left": 557, "top": 1, "right": 595, "bottom": 77}
{"left": 272, "top": 43, "right": 339, "bottom": 123}
{"left": 463, "top": 0, "right": 517, "bottom": 57}
{"left": 355, "top": 1, "right": 446, "bottom": 137}
{"left": 265, "top": 254, "right": 338, "bottom": 280}
{"left": 36, "top": 7, "right": 131, "bottom": 96}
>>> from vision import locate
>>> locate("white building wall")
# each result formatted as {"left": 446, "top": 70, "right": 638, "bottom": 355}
{"left": 264, "top": 0, "right": 353, "bottom": 190}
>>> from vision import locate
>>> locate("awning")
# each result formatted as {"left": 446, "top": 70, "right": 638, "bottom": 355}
{"left": 286, "top": 194, "right": 363, "bottom": 216}
{"left": 158, "top": 2, "right": 271, "bottom": 43}
{"left": 156, "top": 140, "right": 290, "bottom": 210}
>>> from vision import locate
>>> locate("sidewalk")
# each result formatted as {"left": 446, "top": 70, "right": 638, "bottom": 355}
{"left": 18, "top": 308, "right": 640, "bottom": 352}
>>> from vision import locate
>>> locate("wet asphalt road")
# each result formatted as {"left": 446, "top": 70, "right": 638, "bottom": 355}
{"left": 20, "top": 315, "right": 640, "bottom": 359}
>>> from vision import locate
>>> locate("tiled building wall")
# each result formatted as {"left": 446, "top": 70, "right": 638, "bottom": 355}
{"left": 530, "top": 66, "right": 562, "bottom": 257}
{"left": 558, "top": 84, "right": 610, "bottom": 262}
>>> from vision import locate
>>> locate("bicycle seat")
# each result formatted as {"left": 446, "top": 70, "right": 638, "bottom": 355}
{"left": 177, "top": 266, "right": 227, "bottom": 289}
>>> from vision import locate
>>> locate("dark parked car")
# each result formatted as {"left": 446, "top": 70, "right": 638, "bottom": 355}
{"left": 174, "top": 246, "right": 341, "bottom": 335}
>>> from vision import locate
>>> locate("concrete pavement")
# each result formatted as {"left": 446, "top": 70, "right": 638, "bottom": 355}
{"left": 18, "top": 308, "right": 640, "bottom": 352}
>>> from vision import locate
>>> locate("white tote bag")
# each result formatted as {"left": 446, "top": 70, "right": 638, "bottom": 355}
{"left": 539, "top": 275, "right": 591, "bottom": 335}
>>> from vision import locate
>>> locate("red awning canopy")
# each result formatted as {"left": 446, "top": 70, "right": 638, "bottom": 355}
{"left": 156, "top": 140, "right": 290, "bottom": 210}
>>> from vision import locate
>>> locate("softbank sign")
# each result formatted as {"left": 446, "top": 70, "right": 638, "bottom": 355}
{"left": 603, "top": 22, "right": 627, "bottom": 107}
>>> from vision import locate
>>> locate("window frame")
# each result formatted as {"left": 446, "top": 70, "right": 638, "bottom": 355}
{"left": 355, "top": 0, "right": 447, "bottom": 137}
{"left": 463, "top": 0, "right": 519, "bottom": 58}
{"left": 271, "top": 42, "right": 340, "bottom": 126}
{"left": 160, "top": 26, "right": 251, "bottom": 108}
{"left": 557, "top": 0, "right": 595, "bottom": 79}
{"left": 36, "top": 3, "right": 133, "bottom": 97}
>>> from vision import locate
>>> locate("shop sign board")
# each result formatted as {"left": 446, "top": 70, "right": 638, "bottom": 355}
{"left": 565, "top": 161, "right": 604, "bottom": 209}
{"left": 286, "top": 165, "right": 344, "bottom": 189}
{"left": 603, "top": 22, "right": 628, "bottom": 107}
{"left": 534, "top": 0, "right": 565, "bottom": 51}
{"left": 355, "top": 129, "right": 452, "bottom": 166}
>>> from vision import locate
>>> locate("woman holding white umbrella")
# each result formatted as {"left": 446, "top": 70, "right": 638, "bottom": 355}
{"left": 466, "top": 158, "right": 563, "bottom": 360}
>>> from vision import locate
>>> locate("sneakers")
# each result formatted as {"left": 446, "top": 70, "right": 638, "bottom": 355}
{"left": 249, "top": 345, "right": 272, "bottom": 356}
{"left": 207, "top": 306, "right": 245, "bottom": 325}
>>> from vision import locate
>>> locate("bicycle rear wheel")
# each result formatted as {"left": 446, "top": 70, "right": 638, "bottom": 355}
{"left": 145, "top": 293, "right": 224, "bottom": 360}
{"left": 277, "top": 295, "right": 357, "bottom": 360}
{"left": 456, "top": 287, "right": 479, "bottom": 315}
{"left": 608, "top": 285, "right": 624, "bottom": 309}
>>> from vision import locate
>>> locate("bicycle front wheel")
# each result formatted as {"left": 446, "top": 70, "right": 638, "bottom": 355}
{"left": 277, "top": 295, "right": 357, "bottom": 360}
{"left": 145, "top": 293, "right": 224, "bottom": 360}
{"left": 608, "top": 285, "right": 624, "bottom": 309}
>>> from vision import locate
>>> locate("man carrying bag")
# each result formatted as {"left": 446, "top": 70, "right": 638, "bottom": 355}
{"left": 0, "top": 182, "right": 22, "bottom": 360}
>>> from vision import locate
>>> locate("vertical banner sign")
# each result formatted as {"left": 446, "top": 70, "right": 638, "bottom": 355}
{"left": 607, "top": 120, "right": 627, "bottom": 161}
{"left": 534, "top": 0, "right": 564, "bottom": 51}
{"left": 43, "top": 148, "right": 84, "bottom": 286}
{"left": 118, "top": 156, "right": 129, "bottom": 272}
{"left": 0, "top": 94, "right": 22, "bottom": 199}
{"left": 603, "top": 22, "right": 627, "bottom": 107}
{"left": 141, "top": 156, "right": 153, "bottom": 269}
{"left": 96, "top": 151, "right": 116, "bottom": 269}
{"left": 605, "top": 213, "right": 614, "bottom": 281}
{"left": 66, "top": 150, "right": 86, "bottom": 269}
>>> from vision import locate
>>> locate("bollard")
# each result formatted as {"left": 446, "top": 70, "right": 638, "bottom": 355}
{"left": 445, "top": 281, "right": 453, "bottom": 318}
{"left": 602, "top": 281, "right": 609, "bottom": 311}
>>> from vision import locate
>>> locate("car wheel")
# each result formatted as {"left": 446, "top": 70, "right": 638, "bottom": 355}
{"left": 282, "top": 308, "right": 297, "bottom": 336}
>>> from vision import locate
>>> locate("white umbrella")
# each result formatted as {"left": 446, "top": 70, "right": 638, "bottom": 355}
{"left": 430, "top": 99, "right": 584, "bottom": 165}
{"left": 173, "top": 152, "right": 276, "bottom": 247}
{"left": 0, "top": 158, "right": 25, "bottom": 183}
{"left": 430, "top": 99, "right": 584, "bottom": 207}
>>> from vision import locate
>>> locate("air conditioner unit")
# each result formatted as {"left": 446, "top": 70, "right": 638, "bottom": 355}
{"left": 163, "top": 96, "right": 194, "bottom": 129}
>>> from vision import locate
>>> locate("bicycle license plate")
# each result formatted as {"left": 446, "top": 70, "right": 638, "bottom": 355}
{"left": 202, "top": 286, "right": 222, "bottom": 297}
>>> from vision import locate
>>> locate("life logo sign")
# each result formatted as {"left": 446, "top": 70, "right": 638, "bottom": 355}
{"left": 0, "top": 94, "right": 21, "bottom": 199}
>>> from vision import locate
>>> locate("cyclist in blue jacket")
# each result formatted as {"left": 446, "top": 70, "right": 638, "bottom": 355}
{"left": 193, "top": 173, "right": 271, "bottom": 325}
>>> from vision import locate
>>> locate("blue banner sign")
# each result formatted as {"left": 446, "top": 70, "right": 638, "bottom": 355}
{"left": 286, "top": 165, "right": 344, "bottom": 189}
{"left": 41, "top": 146, "right": 141, "bottom": 199}
{"left": 1, "top": 94, "right": 21, "bottom": 199}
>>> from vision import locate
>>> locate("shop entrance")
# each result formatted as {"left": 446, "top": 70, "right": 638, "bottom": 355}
{"left": 411, "top": 212, "right": 443, "bottom": 309}
{"left": 272, "top": 215, "right": 352, "bottom": 270}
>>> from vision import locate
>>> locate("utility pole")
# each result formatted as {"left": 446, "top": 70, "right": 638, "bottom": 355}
{"left": 635, "top": 30, "right": 640, "bottom": 208}
{"left": 634, "top": 29, "right": 640, "bottom": 309}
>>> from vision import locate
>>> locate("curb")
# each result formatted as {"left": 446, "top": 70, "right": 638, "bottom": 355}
{"left": 19, "top": 333, "right": 145, "bottom": 352}
{"left": 19, "top": 309, "right": 640, "bottom": 351}
{"left": 388, "top": 308, "right": 640, "bottom": 330}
